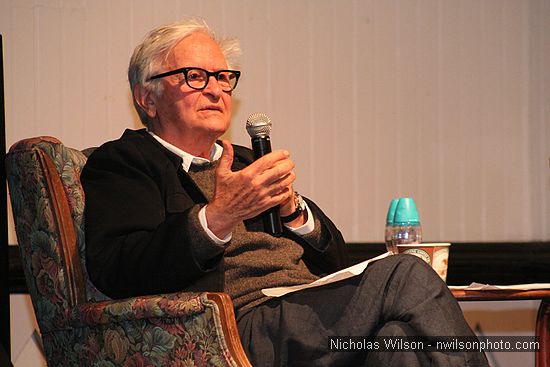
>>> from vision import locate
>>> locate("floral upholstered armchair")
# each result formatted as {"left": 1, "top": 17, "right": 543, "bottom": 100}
{"left": 6, "top": 136, "right": 252, "bottom": 367}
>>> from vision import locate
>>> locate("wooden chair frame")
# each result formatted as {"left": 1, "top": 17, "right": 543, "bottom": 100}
{"left": 452, "top": 289, "right": 550, "bottom": 367}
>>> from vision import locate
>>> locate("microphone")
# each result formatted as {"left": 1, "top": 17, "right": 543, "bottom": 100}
{"left": 246, "top": 112, "right": 283, "bottom": 237}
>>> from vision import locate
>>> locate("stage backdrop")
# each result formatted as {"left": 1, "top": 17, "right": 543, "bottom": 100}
{"left": 1, "top": 0, "right": 549, "bottom": 244}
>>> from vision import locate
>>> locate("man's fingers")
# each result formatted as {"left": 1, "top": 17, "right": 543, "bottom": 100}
{"left": 217, "top": 140, "right": 234, "bottom": 173}
{"left": 250, "top": 150, "right": 290, "bottom": 172}
{"left": 265, "top": 172, "right": 295, "bottom": 197}
{"left": 252, "top": 161, "right": 295, "bottom": 190}
{"left": 212, "top": 145, "right": 297, "bottom": 222}
{"left": 245, "top": 151, "right": 294, "bottom": 183}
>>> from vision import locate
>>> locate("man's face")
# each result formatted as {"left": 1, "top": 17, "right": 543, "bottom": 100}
{"left": 151, "top": 32, "right": 232, "bottom": 142}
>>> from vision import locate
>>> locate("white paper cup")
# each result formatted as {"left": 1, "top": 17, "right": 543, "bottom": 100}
{"left": 396, "top": 243, "right": 451, "bottom": 282}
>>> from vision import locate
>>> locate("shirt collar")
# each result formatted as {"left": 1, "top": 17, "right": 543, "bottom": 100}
{"left": 147, "top": 130, "right": 223, "bottom": 172}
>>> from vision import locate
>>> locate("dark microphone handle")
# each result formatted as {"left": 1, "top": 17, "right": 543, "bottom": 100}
{"left": 251, "top": 136, "right": 283, "bottom": 237}
{"left": 251, "top": 136, "right": 273, "bottom": 160}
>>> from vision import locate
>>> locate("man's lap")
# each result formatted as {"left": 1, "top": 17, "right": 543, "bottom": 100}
{"left": 235, "top": 255, "right": 487, "bottom": 366}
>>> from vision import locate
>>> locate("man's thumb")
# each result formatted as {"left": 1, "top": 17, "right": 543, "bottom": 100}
{"left": 218, "top": 140, "right": 234, "bottom": 172}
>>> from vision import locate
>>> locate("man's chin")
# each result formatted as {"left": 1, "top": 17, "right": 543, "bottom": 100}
{"left": 203, "top": 120, "right": 231, "bottom": 137}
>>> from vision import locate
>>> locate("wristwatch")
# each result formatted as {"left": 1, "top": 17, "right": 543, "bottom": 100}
{"left": 281, "top": 191, "right": 306, "bottom": 223}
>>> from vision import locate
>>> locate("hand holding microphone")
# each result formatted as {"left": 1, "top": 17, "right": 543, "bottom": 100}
{"left": 205, "top": 113, "right": 295, "bottom": 238}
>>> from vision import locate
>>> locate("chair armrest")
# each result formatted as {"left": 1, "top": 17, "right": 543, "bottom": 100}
{"left": 64, "top": 291, "right": 253, "bottom": 367}
{"left": 205, "top": 292, "right": 253, "bottom": 367}
{"left": 67, "top": 291, "right": 205, "bottom": 327}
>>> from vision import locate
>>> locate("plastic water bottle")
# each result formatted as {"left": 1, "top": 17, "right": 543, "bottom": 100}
{"left": 392, "top": 198, "right": 422, "bottom": 245}
{"left": 385, "top": 199, "right": 399, "bottom": 254}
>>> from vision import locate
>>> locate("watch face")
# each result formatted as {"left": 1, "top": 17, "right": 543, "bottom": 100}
{"left": 282, "top": 192, "right": 306, "bottom": 223}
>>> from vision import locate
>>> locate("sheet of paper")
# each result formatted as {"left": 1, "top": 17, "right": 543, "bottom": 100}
{"left": 448, "top": 282, "right": 550, "bottom": 291}
{"left": 261, "top": 251, "right": 392, "bottom": 297}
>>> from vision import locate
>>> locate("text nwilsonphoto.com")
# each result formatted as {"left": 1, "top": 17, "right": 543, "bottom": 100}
{"left": 328, "top": 336, "right": 540, "bottom": 353}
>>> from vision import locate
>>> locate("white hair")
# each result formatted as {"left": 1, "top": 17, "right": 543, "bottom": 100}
{"left": 128, "top": 18, "right": 241, "bottom": 127}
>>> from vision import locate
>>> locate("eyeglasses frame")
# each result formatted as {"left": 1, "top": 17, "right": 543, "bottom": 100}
{"left": 148, "top": 67, "right": 241, "bottom": 92}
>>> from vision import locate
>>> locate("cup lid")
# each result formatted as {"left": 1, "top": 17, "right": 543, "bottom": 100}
{"left": 393, "top": 197, "right": 420, "bottom": 226}
{"left": 386, "top": 198, "right": 399, "bottom": 225}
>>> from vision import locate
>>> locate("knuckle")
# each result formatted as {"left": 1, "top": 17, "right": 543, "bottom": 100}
{"left": 288, "top": 171, "right": 296, "bottom": 181}
{"left": 240, "top": 169, "right": 254, "bottom": 181}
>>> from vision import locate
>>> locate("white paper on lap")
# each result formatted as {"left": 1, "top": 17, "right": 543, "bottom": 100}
{"left": 261, "top": 251, "right": 392, "bottom": 297}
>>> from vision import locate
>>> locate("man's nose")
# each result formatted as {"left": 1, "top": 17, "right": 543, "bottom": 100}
{"left": 203, "top": 75, "right": 222, "bottom": 97}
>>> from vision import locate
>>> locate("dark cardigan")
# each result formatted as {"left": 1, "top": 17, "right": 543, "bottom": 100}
{"left": 82, "top": 129, "right": 349, "bottom": 300}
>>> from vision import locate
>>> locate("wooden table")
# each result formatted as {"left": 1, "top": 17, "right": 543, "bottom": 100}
{"left": 451, "top": 288, "right": 550, "bottom": 367}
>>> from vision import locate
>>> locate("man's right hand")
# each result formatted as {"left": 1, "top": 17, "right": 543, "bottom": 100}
{"left": 205, "top": 140, "right": 296, "bottom": 239}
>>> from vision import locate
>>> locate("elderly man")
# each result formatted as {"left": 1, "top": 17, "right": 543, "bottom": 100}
{"left": 82, "top": 18, "right": 488, "bottom": 367}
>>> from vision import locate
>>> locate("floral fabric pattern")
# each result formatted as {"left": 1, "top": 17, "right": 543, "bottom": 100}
{"left": 7, "top": 137, "right": 242, "bottom": 366}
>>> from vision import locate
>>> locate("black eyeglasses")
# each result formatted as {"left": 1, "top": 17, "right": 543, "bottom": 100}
{"left": 149, "top": 67, "right": 241, "bottom": 92}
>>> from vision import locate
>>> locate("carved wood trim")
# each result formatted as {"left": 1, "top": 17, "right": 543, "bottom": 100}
{"left": 38, "top": 149, "right": 86, "bottom": 307}
{"left": 206, "top": 292, "right": 252, "bottom": 367}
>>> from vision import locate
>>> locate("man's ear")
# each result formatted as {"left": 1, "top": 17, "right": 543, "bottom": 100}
{"left": 133, "top": 84, "right": 157, "bottom": 118}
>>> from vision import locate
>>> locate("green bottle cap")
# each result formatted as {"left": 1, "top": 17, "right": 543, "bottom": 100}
{"left": 386, "top": 198, "right": 399, "bottom": 225}
{"left": 393, "top": 197, "right": 421, "bottom": 226}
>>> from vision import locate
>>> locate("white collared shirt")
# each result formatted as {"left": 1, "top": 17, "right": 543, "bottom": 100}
{"left": 148, "top": 130, "right": 314, "bottom": 244}
{"left": 149, "top": 130, "right": 223, "bottom": 171}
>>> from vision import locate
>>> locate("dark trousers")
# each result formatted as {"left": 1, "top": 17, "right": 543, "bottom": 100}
{"left": 236, "top": 254, "right": 489, "bottom": 367}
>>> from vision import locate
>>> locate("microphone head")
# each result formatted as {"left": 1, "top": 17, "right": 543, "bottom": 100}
{"left": 246, "top": 112, "right": 272, "bottom": 138}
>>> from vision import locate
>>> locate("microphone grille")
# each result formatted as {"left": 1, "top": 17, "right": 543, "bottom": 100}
{"left": 246, "top": 112, "right": 272, "bottom": 138}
